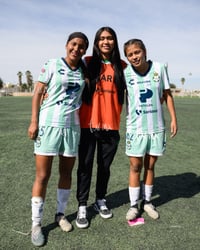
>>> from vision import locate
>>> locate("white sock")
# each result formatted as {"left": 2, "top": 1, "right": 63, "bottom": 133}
{"left": 31, "top": 196, "right": 44, "bottom": 228}
{"left": 128, "top": 186, "right": 140, "bottom": 207}
{"left": 56, "top": 189, "right": 70, "bottom": 214}
{"left": 142, "top": 184, "right": 153, "bottom": 202}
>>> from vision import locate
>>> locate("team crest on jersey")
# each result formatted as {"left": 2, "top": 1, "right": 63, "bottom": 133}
{"left": 126, "top": 133, "right": 133, "bottom": 150}
{"left": 39, "top": 126, "right": 45, "bottom": 136}
{"left": 126, "top": 140, "right": 132, "bottom": 150}
{"left": 35, "top": 137, "right": 41, "bottom": 147}
{"left": 153, "top": 72, "right": 160, "bottom": 82}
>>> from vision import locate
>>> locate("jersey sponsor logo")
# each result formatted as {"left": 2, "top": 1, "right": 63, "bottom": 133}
{"left": 143, "top": 109, "right": 157, "bottom": 114}
{"left": 139, "top": 88, "right": 153, "bottom": 103}
{"left": 128, "top": 79, "right": 151, "bottom": 86}
{"left": 56, "top": 82, "right": 81, "bottom": 106}
{"left": 58, "top": 69, "right": 65, "bottom": 75}
{"left": 128, "top": 79, "right": 134, "bottom": 85}
{"left": 96, "top": 87, "right": 114, "bottom": 94}
{"left": 135, "top": 89, "right": 154, "bottom": 116}
{"left": 100, "top": 74, "right": 113, "bottom": 82}
{"left": 95, "top": 74, "right": 115, "bottom": 93}
{"left": 136, "top": 109, "right": 142, "bottom": 115}
{"left": 66, "top": 82, "right": 80, "bottom": 94}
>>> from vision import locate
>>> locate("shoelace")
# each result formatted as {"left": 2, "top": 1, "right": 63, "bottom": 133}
{"left": 97, "top": 200, "right": 108, "bottom": 210}
{"left": 78, "top": 209, "right": 86, "bottom": 218}
{"left": 99, "top": 205, "right": 107, "bottom": 211}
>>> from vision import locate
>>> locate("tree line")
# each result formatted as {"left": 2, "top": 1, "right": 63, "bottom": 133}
{"left": 0, "top": 71, "right": 34, "bottom": 92}
{"left": 0, "top": 72, "right": 182, "bottom": 92}
{"left": 17, "top": 70, "right": 34, "bottom": 92}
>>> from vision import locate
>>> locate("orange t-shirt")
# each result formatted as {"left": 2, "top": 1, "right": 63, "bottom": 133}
{"left": 80, "top": 57, "right": 126, "bottom": 130}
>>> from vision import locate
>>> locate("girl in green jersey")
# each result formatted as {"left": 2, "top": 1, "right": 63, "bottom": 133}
{"left": 28, "top": 32, "right": 89, "bottom": 247}
{"left": 124, "top": 38, "right": 177, "bottom": 221}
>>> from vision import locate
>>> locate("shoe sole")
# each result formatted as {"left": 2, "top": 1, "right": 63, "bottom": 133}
{"left": 75, "top": 220, "right": 89, "bottom": 229}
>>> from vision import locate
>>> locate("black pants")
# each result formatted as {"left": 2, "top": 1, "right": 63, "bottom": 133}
{"left": 76, "top": 128, "right": 120, "bottom": 206}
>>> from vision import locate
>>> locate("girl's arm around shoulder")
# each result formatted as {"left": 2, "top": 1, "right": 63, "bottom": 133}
{"left": 121, "top": 59, "right": 128, "bottom": 69}
{"left": 83, "top": 56, "right": 92, "bottom": 66}
{"left": 163, "top": 89, "right": 178, "bottom": 138}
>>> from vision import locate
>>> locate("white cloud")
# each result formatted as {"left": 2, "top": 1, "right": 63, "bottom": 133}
{"left": 0, "top": 0, "right": 199, "bottom": 89}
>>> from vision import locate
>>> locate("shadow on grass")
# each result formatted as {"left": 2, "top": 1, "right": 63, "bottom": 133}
{"left": 42, "top": 206, "right": 98, "bottom": 245}
{"left": 153, "top": 172, "right": 200, "bottom": 207}
{"left": 105, "top": 172, "right": 200, "bottom": 209}
{"left": 42, "top": 222, "right": 58, "bottom": 246}
{"left": 98, "top": 172, "right": 200, "bottom": 210}
{"left": 42, "top": 172, "right": 199, "bottom": 245}
{"left": 106, "top": 188, "right": 129, "bottom": 208}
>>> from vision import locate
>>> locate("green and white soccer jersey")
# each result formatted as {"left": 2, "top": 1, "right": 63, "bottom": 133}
{"left": 38, "top": 58, "right": 85, "bottom": 128}
{"left": 124, "top": 61, "right": 170, "bottom": 134}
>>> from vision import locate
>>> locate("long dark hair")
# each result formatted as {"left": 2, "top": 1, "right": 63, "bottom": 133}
{"left": 86, "top": 27, "right": 126, "bottom": 104}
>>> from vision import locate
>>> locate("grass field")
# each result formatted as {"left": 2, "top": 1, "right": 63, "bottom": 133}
{"left": 0, "top": 96, "right": 200, "bottom": 250}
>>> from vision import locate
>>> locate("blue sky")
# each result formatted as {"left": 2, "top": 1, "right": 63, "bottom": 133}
{"left": 0, "top": 0, "right": 199, "bottom": 90}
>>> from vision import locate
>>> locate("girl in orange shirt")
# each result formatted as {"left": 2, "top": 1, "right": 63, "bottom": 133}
{"left": 76, "top": 27, "right": 126, "bottom": 228}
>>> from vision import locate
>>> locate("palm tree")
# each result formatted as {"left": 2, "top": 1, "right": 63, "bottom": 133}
{"left": 25, "top": 70, "right": 33, "bottom": 91}
{"left": 17, "top": 71, "right": 23, "bottom": 86}
{"left": 181, "top": 77, "right": 185, "bottom": 87}
{"left": 0, "top": 77, "right": 3, "bottom": 89}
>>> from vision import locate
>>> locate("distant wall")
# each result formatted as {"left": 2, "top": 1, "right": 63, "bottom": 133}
{"left": 2, "top": 90, "right": 200, "bottom": 98}
{"left": 12, "top": 92, "right": 33, "bottom": 96}
{"left": 171, "top": 89, "right": 200, "bottom": 97}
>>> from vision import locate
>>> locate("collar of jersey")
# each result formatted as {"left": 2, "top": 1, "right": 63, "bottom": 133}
{"left": 101, "top": 59, "right": 111, "bottom": 64}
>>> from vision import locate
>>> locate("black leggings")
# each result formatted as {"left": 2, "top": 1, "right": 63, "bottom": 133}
{"left": 76, "top": 128, "right": 120, "bottom": 206}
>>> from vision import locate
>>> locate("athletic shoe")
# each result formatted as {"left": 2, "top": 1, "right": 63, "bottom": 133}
{"left": 76, "top": 206, "right": 89, "bottom": 229}
{"left": 141, "top": 200, "right": 160, "bottom": 219}
{"left": 55, "top": 213, "right": 72, "bottom": 232}
{"left": 94, "top": 199, "right": 113, "bottom": 219}
{"left": 126, "top": 206, "right": 139, "bottom": 220}
{"left": 31, "top": 225, "right": 45, "bottom": 247}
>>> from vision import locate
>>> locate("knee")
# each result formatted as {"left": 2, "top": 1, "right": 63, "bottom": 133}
{"left": 144, "top": 164, "right": 155, "bottom": 171}
{"left": 130, "top": 164, "right": 142, "bottom": 173}
{"left": 144, "top": 165, "right": 154, "bottom": 173}
{"left": 60, "top": 174, "right": 72, "bottom": 182}
{"left": 35, "top": 173, "right": 50, "bottom": 186}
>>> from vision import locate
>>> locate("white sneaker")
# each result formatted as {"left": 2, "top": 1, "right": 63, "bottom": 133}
{"left": 76, "top": 206, "right": 89, "bottom": 229}
{"left": 126, "top": 207, "right": 139, "bottom": 220}
{"left": 31, "top": 225, "right": 45, "bottom": 247}
{"left": 94, "top": 199, "right": 113, "bottom": 219}
{"left": 55, "top": 213, "right": 72, "bottom": 232}
{"left": 142, "top": 202, "right": 159, "bottom": 220}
